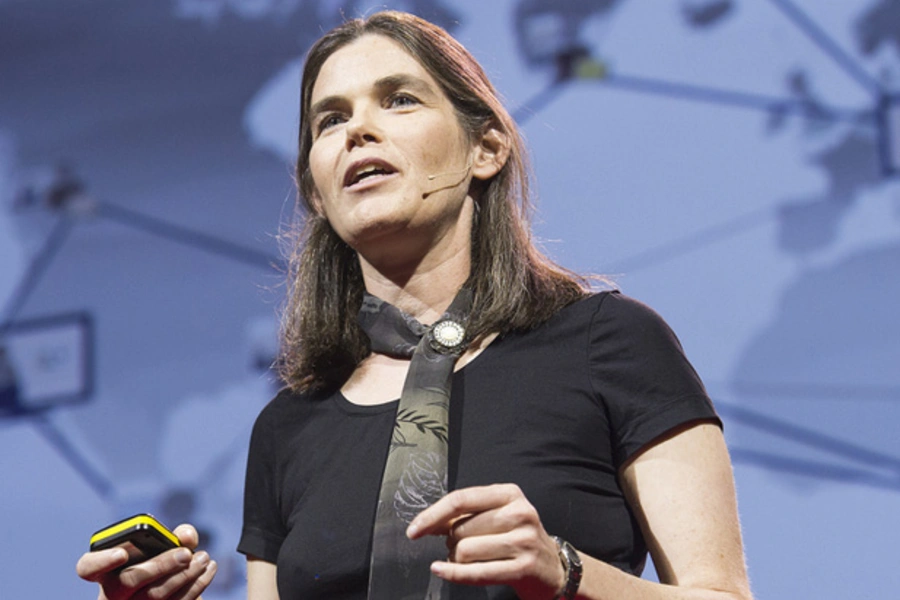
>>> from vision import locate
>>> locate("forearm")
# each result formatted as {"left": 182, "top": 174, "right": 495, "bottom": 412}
{"left": 573, "top": 552, "right": 751, "bottom": 600}
{"left": 590, "top": 424, "right": 753, "bottom": 600}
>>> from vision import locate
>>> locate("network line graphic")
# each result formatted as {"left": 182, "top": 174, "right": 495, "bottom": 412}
{"left": 1, "top": 0, "right": 898, "bottom": 507}
{"left": 510, "top": 0, "right": 897, "bottom": 275}
{"left": 513, "top": 0, "right": 896, "bottom": 171}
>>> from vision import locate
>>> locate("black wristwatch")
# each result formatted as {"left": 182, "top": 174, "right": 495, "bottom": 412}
{"left": 552, "top": 536, "right": 582, "bottom": 600}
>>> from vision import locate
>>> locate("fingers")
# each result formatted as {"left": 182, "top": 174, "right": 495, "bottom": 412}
{"left": 98, "top": 547, "right": 216, "bottom": 600}
{"left": 172, "top": 524, "right": 200, "bottom": 551}
{"left": 131, "top": 551, "right": 216, "bottom": 600}
{"left": 409, "top": 484, "right": 565, "bottom": 600}
{"left": 448, "top": 530, "right": 519, "bottom": 564}
{"left": 76, "top": 548, "right": 130, "bottom": 582}
{"left": 447, "top": 496, "right": 538, "bottom": 542}
{"left": 170, "top": 555, "right": 217, "bottom": 600}
{"left": 408, "top": 483, "right": 524, "bottom": 539}
{"left": 435, "top": 529, "right": 564, "bottom": 599}
{"left": 115, "top": 547, "right": 194, "bottom": 591}
{"left": 431, "top": 556, "right": 520, "bottom": 587}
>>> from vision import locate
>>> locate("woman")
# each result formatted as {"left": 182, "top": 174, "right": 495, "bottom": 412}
{"left": 78, "top": 10, "right": 752, "bottom": 600}
{"left": 242, "top": 10, "right": 751, "bottom": 600}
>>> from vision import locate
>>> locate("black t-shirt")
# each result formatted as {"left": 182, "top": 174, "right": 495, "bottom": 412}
{"left": 238, "top": 292, "right": 720, "bottom": 599}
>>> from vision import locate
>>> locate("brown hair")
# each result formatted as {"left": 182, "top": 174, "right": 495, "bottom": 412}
{"left": 279, "top": 10, "right": 589, "bottom": 392}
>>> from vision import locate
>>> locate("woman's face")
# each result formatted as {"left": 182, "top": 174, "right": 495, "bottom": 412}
{"left": 307, "top": 34, "right": 478, "bottom": 263}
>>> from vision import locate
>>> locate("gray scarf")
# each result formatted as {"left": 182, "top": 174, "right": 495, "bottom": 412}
{"left": 358, "top": 288, "right": 473, "bottom": 600}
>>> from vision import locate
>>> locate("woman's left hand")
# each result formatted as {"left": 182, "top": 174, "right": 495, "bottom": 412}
{"left": 406, "top": 483, "right": 565, "bottom": 600}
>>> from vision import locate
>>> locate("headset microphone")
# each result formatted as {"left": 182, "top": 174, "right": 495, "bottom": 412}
{"left": 422, "top": 158, "right": 474, "bottom": 199}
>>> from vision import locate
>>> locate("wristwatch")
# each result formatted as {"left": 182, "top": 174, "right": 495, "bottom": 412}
{"left": 552, "top": 536, "right": 582, "bottom": 600}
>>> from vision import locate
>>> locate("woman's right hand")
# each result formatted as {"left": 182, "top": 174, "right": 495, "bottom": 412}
{"left": 76, "top": 524, "right": 217, "bottom": 600}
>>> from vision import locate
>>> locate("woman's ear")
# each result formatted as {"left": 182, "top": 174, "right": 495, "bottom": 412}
{"left": 471, "top": 123, "right": 511, "bottom": 181}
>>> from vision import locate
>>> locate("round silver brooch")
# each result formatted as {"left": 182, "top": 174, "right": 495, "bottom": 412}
{"left": 430, "top": 320, "right": 466, "bottom": 353}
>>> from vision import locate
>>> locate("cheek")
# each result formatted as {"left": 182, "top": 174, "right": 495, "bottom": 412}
{"left": 304, "top": 164, "right": 333, "bottom": 220}
{"left": 307, "top": 150, "right": 326, "bottom": 191}
{"left": 410, "top": 133, "right": 466, "bottom": 176}
{"left": 307, "top": 150, "right": 337, "bottom": 204}
{"left": 308, "top": 135, "right": 342, "bottom": 181}
{"left": 401, "top": 114, "right": 468, "bottom": 167}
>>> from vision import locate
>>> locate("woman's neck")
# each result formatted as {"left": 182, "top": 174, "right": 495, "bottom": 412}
{"left": 354, "top": 196, "right": 475, "bottom": 323}
{"left": 358, "top": 242, "right": 471, "bottom": 325}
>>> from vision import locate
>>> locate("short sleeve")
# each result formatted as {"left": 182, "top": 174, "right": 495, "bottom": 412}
{"left": 237, "top": 392, "right": 288, "bottom": 563}
{"left": 588, "top": 292, "right": 720, "bottom": 466}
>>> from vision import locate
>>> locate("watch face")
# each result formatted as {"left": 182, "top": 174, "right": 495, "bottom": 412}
{"left": 564, "top": 540, "right": 582, "bottom": 567}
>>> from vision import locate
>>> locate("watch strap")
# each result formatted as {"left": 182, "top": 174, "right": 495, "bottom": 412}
{"left": 552, "top": 536, "right": 582, "bottom": 600}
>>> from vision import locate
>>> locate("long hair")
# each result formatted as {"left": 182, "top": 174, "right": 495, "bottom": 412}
{"left": 279, "top": 11, "right": 589, "bottom": 392}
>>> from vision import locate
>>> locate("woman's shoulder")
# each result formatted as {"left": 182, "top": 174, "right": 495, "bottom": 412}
{"left": 551, "top": 288, "right": 666, "bottom": 328}
{"left": 252, "top": 385, "right": 333, "bottom": 428}
{"left": 533, "top": 289, "right": 688, "bottom": 361}
{"left": 590, "top": 289, "right": 674, "bottom": 325}
{"left": 494, "top": 290, "right": 634, "bottom": 350}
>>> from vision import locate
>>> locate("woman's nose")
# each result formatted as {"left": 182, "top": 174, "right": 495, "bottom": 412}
{"left": 345, "top": 107, "right": 382, "bottom": 150}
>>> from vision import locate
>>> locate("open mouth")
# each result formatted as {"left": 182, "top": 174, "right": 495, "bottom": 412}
{"left": 345, "top": 160, "right": 397, "bottom": 188}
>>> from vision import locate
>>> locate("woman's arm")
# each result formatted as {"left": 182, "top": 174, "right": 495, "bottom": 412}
{"left": 246, "top": 557, "right": 280, "bottom": 600}
{"left": 617, "top": 421, "right": 750, "bottom": 597}
{"left": 576, "top": 421, "right": 752, "bottom": 600}
{"left": 409, "top": 422, "right": 752, "bottom": 600}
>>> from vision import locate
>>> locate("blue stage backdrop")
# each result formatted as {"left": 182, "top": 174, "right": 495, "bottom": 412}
{"left": 1, "top": 2, "right": 898, "bottom": 598}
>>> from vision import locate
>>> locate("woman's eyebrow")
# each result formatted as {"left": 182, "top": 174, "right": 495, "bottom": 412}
{"left": 309, "top": 96, "right": 343, "bottom": 123}
{"left": 373, "top": 73, "right": 436, "bottom": 96}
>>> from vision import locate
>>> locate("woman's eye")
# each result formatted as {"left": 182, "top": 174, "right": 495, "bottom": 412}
{"left": 388, "top": 94, "right": 418, "bottom": 108}
{"left": 317, "top": 114, "right": 345, "bottom": 133}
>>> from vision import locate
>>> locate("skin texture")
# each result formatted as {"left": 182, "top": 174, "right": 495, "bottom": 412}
{"left": 76, "top": 524, "right": 217, "bottom": 600}
{"left": 246, "top": 559, "right": 278, "bottom": 600}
